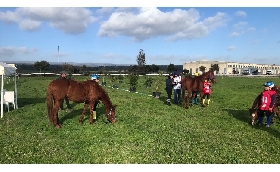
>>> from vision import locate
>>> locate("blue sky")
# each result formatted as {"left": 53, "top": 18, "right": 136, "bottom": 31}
{"left": 1, "top": 1, "right": 280, "bottom": 66}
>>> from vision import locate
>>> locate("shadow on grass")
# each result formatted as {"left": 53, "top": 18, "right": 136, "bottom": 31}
{"left": 17, "top": 97, "right": 78, "bottom": 109}
{"left": 224, "top": 108, "right": 280, "bottom": 138}
{"left": 60, "top": 105, "right": 109, "bottom": 125}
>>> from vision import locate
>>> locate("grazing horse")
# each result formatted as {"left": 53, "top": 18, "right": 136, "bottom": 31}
{"left": 46, "top": 79, "right": 117, "bottom": 129}
{"left": 249, "top": 86, "right": 280, "bottom": 125}
{"left": 181, "top": 70, "right": 216, "bottom": 109}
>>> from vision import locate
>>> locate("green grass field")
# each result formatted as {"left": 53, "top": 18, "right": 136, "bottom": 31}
{"left": 1, "top": 75, "right": 280, "bottom": 164}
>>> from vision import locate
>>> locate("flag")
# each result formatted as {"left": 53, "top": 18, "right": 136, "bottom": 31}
{"left": 58, "top": 46, "right": 59, "bottom": 53}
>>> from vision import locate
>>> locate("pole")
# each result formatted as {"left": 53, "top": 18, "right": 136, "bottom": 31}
{"left": 57, "top": 46, "right": 60, "bottom": 63}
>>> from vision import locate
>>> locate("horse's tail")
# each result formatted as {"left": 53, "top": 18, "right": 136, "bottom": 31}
{"left": 46, "top": 85, "right": 54, "bottom": 124}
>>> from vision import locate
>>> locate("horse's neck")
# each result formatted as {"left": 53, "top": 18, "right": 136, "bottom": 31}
{"left": 100, "top": 92, "right": 113, "bottom": 109}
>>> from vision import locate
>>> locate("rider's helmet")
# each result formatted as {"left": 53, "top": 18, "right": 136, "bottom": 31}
{"left": 91, "top": 74, "right": 99, "bottom": 80}
{"left": 264, "top": 81, "right": 274, "bottom": 88}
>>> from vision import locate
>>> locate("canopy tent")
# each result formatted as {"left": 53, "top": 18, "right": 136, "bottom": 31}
{"left": 0, "top": 62, "right": 17, "bottom": 118}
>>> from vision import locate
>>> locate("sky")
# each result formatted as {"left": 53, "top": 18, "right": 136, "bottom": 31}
{"left": 0, "top": 1, "right": 280, "bottom": 66}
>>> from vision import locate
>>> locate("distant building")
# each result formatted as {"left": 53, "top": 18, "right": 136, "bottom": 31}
{"left": 183, "top": 60, "right": 280, "bottom": 75}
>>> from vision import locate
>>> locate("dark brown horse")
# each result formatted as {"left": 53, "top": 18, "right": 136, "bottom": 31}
{"left": 46, "top": 78, "right": 117, "bottom": 128}
{"left": 181, "top": 70, "right": 216, "bottom": 109}
{"left": 249, "top": 86, "right": 280, "bottom": 125}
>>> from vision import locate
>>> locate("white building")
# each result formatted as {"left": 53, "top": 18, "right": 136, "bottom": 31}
{"left": 183, "top": 60, "right": 280, "bottom": 75}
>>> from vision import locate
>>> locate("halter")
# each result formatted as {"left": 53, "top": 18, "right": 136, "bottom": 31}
{"left": 107, "top": 107, "right": 113, "bottom": 116}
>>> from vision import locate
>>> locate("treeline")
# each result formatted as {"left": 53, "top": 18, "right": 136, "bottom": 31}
{"left": 15, "top": 62, "right": 183, "bottom": 75}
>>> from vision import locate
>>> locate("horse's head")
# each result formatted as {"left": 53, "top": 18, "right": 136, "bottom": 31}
{"left": 208, "top": 76, "right": 216, "bottom": 84}
{"left": 106, "top": 105, "right": 117, "bottom": 123}
{"left": 249, "top": 108, "right": 258, "bottom": 125}
{"left": 208, "top": 70, "right": 216, "bottom": 83}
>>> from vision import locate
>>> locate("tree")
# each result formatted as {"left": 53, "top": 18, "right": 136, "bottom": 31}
{"left": 137, "top": 49, "right": 146, "bottom": 66}
{"left": 211, "top": 64, "right": 219, "bottom": 72}
{"left": 150, "top": 64, "right": 159, "bottom": 73}
{"left": 137, "top": 49, "right": 147, "bottom": 75}
{"left": 199, "top": 66, "right": 206, "bottom": 73}
{"left": 167, "top": 63, "right": 175, "bottom": 73}
{"left": 34, "top": 60, "right": 50, "bottom": 73}
{"left": 62, "top": 63, "right": 74, "bottom": 77}
{"left": 80, "top": 65, "right": 88, "bottom": 75}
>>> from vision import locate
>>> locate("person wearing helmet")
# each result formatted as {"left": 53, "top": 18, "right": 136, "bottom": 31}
{"left": 91, "top": 74, "right": 100, "bottom": 122}
{"left": 91, "top": 74, "right": 99, "bottom": 81}
{"left": 165, "top": 73, "right": 175, "bottom": 106}
{"left": 258, "top": 81, "right": 276, "bottom": 127}
{"left": 201, "top": 77, "right": 212, "bottom": 107}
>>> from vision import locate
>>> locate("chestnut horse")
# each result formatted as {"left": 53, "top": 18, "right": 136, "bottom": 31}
{"left": 46, "top": 78, "right": 117, "bottom": 128}
{"left": 249, "top": 86, "right": 280, "bottom": 125}
{"left": 181, "top": 70, "right": 216, "bottom": 109}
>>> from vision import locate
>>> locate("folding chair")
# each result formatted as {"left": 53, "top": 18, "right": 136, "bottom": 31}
{"left": 4, "top": 90, "right": 15, "bottom": 112}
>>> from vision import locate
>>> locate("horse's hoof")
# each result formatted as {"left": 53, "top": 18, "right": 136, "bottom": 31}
{"left": 55, "top": 125, "right": 61, "bottom": 129}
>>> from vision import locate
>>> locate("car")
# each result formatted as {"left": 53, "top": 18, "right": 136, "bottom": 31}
{"left": 266, "top": 70, "right": 273, "bottom": 75}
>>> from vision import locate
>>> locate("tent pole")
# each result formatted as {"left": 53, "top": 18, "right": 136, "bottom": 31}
{"left": 1, "top": 73, "right": 4, "bottom": 118}
{"left": 15, "top": 73, "right": 18, "bottom": 109}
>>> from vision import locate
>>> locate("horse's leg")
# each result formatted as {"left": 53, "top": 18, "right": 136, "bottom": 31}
{"left": 185, "top": 91, "right": 191, "bottom": 109}
{"left": 53, "top": 99, "right": 62, "bottom": 128}
{"left": 89, "top": 102, "right": 94, "bottom": 124}
{"left": 200, "top": 91, "right": 205, "bottom": 107}
{"left": 79, "top": 103, "right": 89, "bottom": 124}
{"left": 274, "top": 106, "right": 280, "bottom": 122}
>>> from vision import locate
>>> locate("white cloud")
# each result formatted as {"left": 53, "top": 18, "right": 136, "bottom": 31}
{"left": 233, "top": 21, "right": 248, "bottom": 30}
{"left": 227, "top": 46, "right": 236, "bottom": 51}
{"left": 0, "top": 46, "right": 36, "bottom": 57}
{"left": 229, "top": 32, "right": 239, "bottom": 37}
{"left": 98, "top": 7, "right": 228, "bottom": 42}
{"left": 19, "top": 19, "right": 41, "bottom": 31}
{"left": 250, "top": 39, "right": 259, "bottom": 44}
{"left": 0, "top": 7, "right": 98, "bottom": 34}
{"left": 235, "top": 10, "right": 247, "bottom": 17}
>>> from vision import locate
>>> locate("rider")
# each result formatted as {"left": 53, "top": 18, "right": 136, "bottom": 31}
{"left": 91, "top": 74, "right": 100, "bottom": 122}
{"left": 258, "top": 81, "right": 276, "bottom": 127}
{"left": 201, "top": 78, "right": 212, "bottom": 107}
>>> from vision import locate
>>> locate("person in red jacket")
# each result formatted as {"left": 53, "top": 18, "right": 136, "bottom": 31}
{"left": 202, "top": 78, "right": 212, "bottom": 107}
{"left": 258, "top": 81, "right": 276, "bottom": 127}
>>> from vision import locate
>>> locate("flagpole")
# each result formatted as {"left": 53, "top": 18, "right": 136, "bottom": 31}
{"left": 57, "top": 46, "right": 60, "bottom": 63}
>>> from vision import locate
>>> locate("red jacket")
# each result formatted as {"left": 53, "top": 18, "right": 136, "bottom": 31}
{"left": 260, "top": 90, "right": 276, "bottom": 110}
{"left": 203, "top": 81, "right": 211, "bottom": 94}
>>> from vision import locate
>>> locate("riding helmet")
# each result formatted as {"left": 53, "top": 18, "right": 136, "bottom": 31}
{"left": 264, "top": 81, "right": 274, "bottom": 87}
{"left": 91, "top": 74, "right": 99, "bottom": 80}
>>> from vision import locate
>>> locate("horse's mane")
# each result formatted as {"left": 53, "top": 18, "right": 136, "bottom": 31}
{"left": 86, "top": 80, "right": 113, "bottom": 107}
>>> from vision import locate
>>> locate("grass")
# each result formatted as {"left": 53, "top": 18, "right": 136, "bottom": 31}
{"left": 1, "top": 75, "right": 280, "bottom": 164}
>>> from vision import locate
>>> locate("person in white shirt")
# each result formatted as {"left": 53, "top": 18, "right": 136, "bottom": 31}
{"left": 173, "top": 70, "right": 182, "bottom": 104}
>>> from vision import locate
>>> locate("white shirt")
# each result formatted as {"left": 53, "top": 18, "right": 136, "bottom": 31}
{"left": 173, "top": 75, "right": 181, "bottom": 89}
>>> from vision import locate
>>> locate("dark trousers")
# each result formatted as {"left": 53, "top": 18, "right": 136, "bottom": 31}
{"left": 93, "top": 101, "right": 99, "bottom": 111}
{"left": 258, "top": 110, "right": 273, "bottom": 125}
{"left": 174, "top": 89, "right": 181, "bottom": 103}
{"left": 166, "top": 87, "right": 173, "bottom": 100}
{"left": 60, "top": 97, "right": 71, "bottom": 110}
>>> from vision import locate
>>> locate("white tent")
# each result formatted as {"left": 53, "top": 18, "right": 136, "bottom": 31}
{"left": 0, "top": 62, "right": 17, "bottom": 118}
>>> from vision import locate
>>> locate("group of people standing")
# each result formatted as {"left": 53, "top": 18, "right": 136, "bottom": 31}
{"left": 165, "top": 70, "right": 212, "bottom": 107}
{"left": 165, "top": 70, "right": 182, "bottom": 106}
